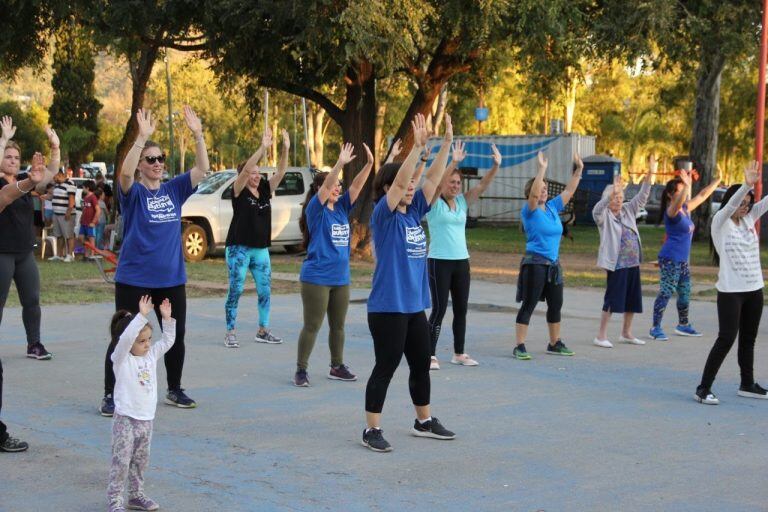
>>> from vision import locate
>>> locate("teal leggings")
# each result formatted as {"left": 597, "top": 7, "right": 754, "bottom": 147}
{"left": 225, "top": 245, "right": 271, "bottom": 331}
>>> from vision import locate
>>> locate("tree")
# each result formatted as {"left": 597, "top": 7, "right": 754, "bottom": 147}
{"left": 0, "top": 1, "right": 59, "bottom": 78}
{"left": 49, "top": 23, "right": 102, "bottom": 171}
{"left": 0, "top": 100, "right": 49, "bottom": 160}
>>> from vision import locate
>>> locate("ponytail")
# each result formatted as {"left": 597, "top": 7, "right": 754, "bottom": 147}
{"left": 299, "top": 173, "right": 329, "bottom": 249}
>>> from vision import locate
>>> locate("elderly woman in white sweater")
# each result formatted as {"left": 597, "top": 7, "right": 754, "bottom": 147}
{"left": 591, "top": 156, "right": 656, "bottom": 348}
{"left": 695, "top": 161, "right": 768, "bottom": 405}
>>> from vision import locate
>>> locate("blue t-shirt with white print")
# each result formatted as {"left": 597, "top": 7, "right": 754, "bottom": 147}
{"left": 300, "top": 191, "right": 353, "bottom": 286}
{"left": 115, "top": 173, "right": 194, "bottom": 288}
{"left": 367, "top": 189, "right": 431, "bottom": 313}
{"left": 521, "top": 195, "right": 564, "bottom": 262}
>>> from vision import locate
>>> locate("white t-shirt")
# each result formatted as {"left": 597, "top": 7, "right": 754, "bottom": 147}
{"left": 111, "top": 313, "right": 175, "bottom": 421}
{"left": 711, "top": 184, "right": 768, "bottom": 293}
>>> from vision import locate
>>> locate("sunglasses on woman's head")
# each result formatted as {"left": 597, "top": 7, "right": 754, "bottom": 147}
{"left": 143, "top": 154, "right": 166, "bottom": 164}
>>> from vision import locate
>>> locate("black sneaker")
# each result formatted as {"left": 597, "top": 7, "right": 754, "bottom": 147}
{"left": 328, "top": 364, "right": 357, "bottom": 381}
{"left": 546, "top": 339, "right": 574, "bottom": 356}
{"left": 26, "top": 342, "right": 52, "bottom": 360}
{"left": 0, "top": 435, "right": 29, "bottom": 452}
{"left": 411, "top": 416, "right": 456, "bottom": 440}
{"left": 513, "top": 344, "right": 532, "bottom": 360}
{"left": 165, "top": 388, "right": 197, "bottom": 408}
{"left": 293, "top": 369, "right": 310, "bottom": 387}
{"left": 99, "top": 394, "right": 115, "bottom": 417}
{"left": 737, "top": 382, "right": 768, "bottom": 400}
{"left": 694, "top": 386, "right": 719, "bottom": 405}
{"left": 362, "top": 428, "right": 392, "bottom": 452}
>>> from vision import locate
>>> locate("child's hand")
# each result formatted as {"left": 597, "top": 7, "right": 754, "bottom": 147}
{"left": 138, "top": 295, "right": 152, "bottom": 317}
{"left": 159, "top": 298, "right": 172, "bottom": 320}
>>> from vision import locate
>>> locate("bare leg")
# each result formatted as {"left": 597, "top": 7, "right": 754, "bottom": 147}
{"left": 414, "top": 404, "right": 430, "bottom": 421}
{"left": 621, "top": 312, "right": 635, "bottom": 338}
{"left": 597, "top": 310, "right": 612, "bottom": 340}
{"left": 515, "top": 323, "right": 528, "bottom": 346}
{"left": 547, "top": 322, "right": 561, "bottom": 345}
{"left": 366, "top": 411, "right": 381, "bottom": 429}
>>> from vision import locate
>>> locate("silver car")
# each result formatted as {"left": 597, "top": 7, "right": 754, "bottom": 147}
{"left": 180, "top": 167, "right": 312, "bottom": 261}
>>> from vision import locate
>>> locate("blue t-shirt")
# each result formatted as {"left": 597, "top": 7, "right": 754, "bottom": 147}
{"left": 658, "top": 205, "right": 694, "bottom": 262}
{"left": 367, "top": 190, "right": 431, "bottom": 313}
{"left": 521, "top": 195, "right": 564, "bottom": 261}
{"left": 299, "top": 191, "right": 353, "bottom": 286}
{"left": 115, "top": 173, "right": 194, "bottom": 288}
{"left": 426, "top": 194, "right": 470, "bottom": 260}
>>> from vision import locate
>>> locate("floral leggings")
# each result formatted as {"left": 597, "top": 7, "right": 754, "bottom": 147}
{"left": 225, "top": 245, "right": 271, "bottom": 331}
{"left": 652, "top": 258, "right": 691, "bottom": 327}
{"left": 107, "top": 414, "right": 153, "bottom": 508}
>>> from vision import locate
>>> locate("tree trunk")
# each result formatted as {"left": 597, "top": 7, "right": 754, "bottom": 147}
{"left": 307, "top": 105, "right": 317, "bottom": 167}
{"left": 689, "top": 49, "right": 725, "bottom": 238}
{"left": 113, "top": 46, "right": 160, "bottom": 183}
{"left": 374, "top": 102, "right": 387, "bottom": 169}
{"left": 431, "top": 84, "right": 448, "bottom": 135}
{"left": 387, "top": 81, "right": 445, "bottom": 160}
{"left": 313, "top": 106, "right": 325, "bottom": 168}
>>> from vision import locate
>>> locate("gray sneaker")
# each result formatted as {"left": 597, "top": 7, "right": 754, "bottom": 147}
{"left": 127, "top": 494, "right": 159, "bottom": 511}
{"left": 224, "top": 332, "right": 239, "bottom": 348}
{"left": 255, "top": 330, "right": 283, "bottom": 344}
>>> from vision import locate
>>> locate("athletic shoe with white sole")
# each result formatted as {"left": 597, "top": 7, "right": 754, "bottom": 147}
{"left": 619, "top": 335, "right": 646, "bottom": 345}
{"left": 546, "top": 340, "right": 574, "bottom": 356}
{"left": 694, "top": 386, "right": 719, "bottom": 405}
{"left": 430, "top": 356, "right": 440, "bottom": 370}
{"left": 737, "top": 382, "right": 768, "bottom": 399}
{"left": 362, "top": 428, "right": 392, "bottom": 452}
{"left": 293, "top": 369, "right": 310, "bottom": 387}
{"left": 675, "top": 324, "right": 702, "bottom": 337}
{"left": 513, "top": 344, "right": 532, "bottom": 360}
{"left": 255, "top": 330, "right": 283, "bottom": 344}
{"left": 165, "top": 388, "right": 197, "bottom": 408}
{"left": 224, "top": 332, "right": 239, "bottom": 348}
{"left": 328, "top": 364, "right": 357, "bottom": 381}
{"left": 649, "top": 326, "right": 669, "bottom": 341}
{"left": 411, "top": 416, "right": 456, "bottom": 440}
{"left": 450, "top": 354, "right": 479, "bottom": 366}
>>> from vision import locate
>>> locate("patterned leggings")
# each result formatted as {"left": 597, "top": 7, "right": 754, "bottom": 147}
{"left": 652, "top": 258, "right": 691, "bottom": 327}
{"left": 225, "top": 245, "right": 271, "bottom": 331}
{"left": 107, "top": 414, "right": 153, "bottom": 508}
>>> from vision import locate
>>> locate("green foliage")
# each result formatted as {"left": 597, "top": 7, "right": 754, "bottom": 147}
{"left": 0, "top": 0, "right": 58, "bottom": 78}
{"left": 0, "top": 100, "right": 48, "bottom": 160}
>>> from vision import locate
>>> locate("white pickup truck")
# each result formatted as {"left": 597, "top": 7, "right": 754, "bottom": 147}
{"left": 180, "top": 167, "right": 312, "bottom": 261}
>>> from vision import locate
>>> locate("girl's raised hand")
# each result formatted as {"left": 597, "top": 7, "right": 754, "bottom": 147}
{"left": 443, "top": 114, "right": 453, "bottom": 141}
{"left": 337, "top": 142, "right": 356, "bottom": 166}
{"left": 183, "top": 105, "right": 203, "bottom": 138}
{"left": 28, "top": 152, "right": 46, "bottom": 184}
{"left": 411, "top": 113, "right": 429, "bottom": 148}
{"left": 537, "top": 151, "right": 548, "bottom": 170}
{"left": 363, "top": 142, "right": 374, "bottom": 165}
{"left": 389, "top": 138, "right": 402, "bottom": 159}
{"left": 679, "top": 169, "right": 692, "bottom": 187}
{"left": 159, "top": 298, "right": 172, "bottom": 320}
{"left": 490, "top": 143, "right": 502, "bottom": 167}
{"left": 261, "top": 127, "right": 273, "bottom": 149}
{"left": 452, "top": 140, "right": 467, "bottom": 163}
{"left": 1, "top": 115, "right": 16, "bottom": 141}
{"left": 138, "top": 295, "right": 153, "bottom": 317}
{"left": 136, "top": 109, "right": 156, "bottom": 139}
{"left": 745, "top": 160, "right": 760, "bottom": 187}
{"left": 45, "top": 126, "right": 60, "bottom": 149}
{"left": 281, "top": 129, "right": 290, "bottom": 151}
{"left": 573, "top": 152, "right": 584, "bottom": 175}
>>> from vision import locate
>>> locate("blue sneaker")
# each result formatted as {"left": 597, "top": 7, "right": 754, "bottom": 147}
{"left": 675, "top": 324, "right": 702, "bottom": 337}
{"left": 165, "top": 388, "right": 197, "bottom": 408}
{"left": 649, "top": 326, "right": 669, "bottom": 341}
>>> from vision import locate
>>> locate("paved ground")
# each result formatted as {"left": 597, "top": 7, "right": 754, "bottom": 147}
{"left": 1, "top": 280, "right": 767, "bottom": 511}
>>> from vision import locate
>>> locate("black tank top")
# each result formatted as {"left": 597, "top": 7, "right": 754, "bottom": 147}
{"left": 0, "top": 173, "right": 35, "bottom": 253}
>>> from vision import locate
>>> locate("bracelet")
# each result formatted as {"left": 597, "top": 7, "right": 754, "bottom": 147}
{"left": 15, "top": 180, "right": 32, "bottom": 194}
{"left": 133, "top": 142, "right": 145, "bottom": 150}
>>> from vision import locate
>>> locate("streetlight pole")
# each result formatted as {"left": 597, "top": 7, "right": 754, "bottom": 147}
{"left": 164, "top": 51, "right": 175, "bottom": 177}
{"left": 755, "top": 0, "right": 768, "bottom": 234}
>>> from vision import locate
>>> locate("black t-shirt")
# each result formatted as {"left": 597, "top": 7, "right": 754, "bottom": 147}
{"left": 225, "top": 176, "right": 272, "bottom": 248}
{"left": 0, "top": 173, "right": 36, "bottom": 253}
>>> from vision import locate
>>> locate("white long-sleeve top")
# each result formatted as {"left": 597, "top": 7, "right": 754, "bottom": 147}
{"left": 111, "top": 313, "right": 176, "bottom": 421}
{"left": 710, "top": 184, "right": 768, "bottom": 293}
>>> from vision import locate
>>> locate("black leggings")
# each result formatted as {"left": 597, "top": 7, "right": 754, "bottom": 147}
{"left": 516, "top": 263, "right": 563, "bottom": 325}
{"left": 104, "top": 283, "right": 187, "bottom": 395}
{"left": 0, "top": 251, "right": 41, "bottom": 345}
{"left": 365, "top": 312, "right": 431, "bottom": 414}
{"left": 700, "top": 289, "right": 763, "bottom": 390}
{"left": 428, "top": 258, "right": 470, "bottom": 355}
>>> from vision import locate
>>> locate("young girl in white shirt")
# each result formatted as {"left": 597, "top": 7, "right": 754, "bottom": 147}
{"left": 697, "top": 162, "right": 768, "bottom": 405}
{"left": 107, "top": 296, "right": 175, "bottom": 512}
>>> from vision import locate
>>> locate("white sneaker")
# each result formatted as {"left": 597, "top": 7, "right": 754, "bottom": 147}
{"left": 224, "top": 332, "right": 239, "bottom": 348}
{"left": 619, "top": 335, "right": 646, "bottom": 345}
{"left": 450, "top": 354, "right": 479, "bottom": 366}
{"left": 430, "top": 356, "right": 440, "bottom": 370}
{"left": 48, "top": 255, "right": 61, "bottom": 261}
{"left": 593, "top": 338, "right": 613, "bottom": 348}
{"left": 63, "top": 254, "right": 74, "bottom": 263}
{"left": 255, "top": 330, "right": 282, "bottom": 344}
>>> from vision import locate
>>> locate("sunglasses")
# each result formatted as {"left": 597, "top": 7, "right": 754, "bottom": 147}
{"left": 143, "top": 154, "right": 166, "bottom": 164}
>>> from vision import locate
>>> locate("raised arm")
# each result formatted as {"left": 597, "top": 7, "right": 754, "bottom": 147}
{"left": 385, "top": 113, "right": 428, "bottom": 211}
{"left": 744, "top": 160, "right": 768, "bottom": 221}
{"left": 430, "top": 140, "right": 466, "bottom": 206}
{"left": 183, "top": 105, "right": 210, "bottom": 188}
{"left": 528, "top": 151, "right": 548, "bottom": 211}
{"left": 628, "top": 154, "right": 655, "bottom": 212}
{"left": 667, "top": 169, "right": 691, "bottom": 218}
{"left": 592, "top": 174, "right": 621, "bottom": 226}
{"left": 559, "top": 152, "right": 584, "bottom": 205}
{"left": 0, "top": 115, "right": 14, "bottom": 159}
{"left": 268, "top": 129, "right": 291, "bottom": 193}
{"left": 0, "top": 152, "right": 45, "bottom": 213}
{"left": 38, "top": 126, "right": 60, "bottom": 193}
{"left": 687, "top": 167, "right": 722, "bottom": 212}
{"left": 385, "top": 138, "right": 402, "bottom": 164}
{"left": 152, "top": 298, "right": 177, "bottom": 356}
{"left": 234, "top": 128, "right": 272, "bottom": 197}
{"left": 318, "top": 142, "right": 356, "bottom": 204}
{"left": 111, "top": 296, "right": 152, "bottom": 367}
{"left": 465, "top": 143, "right": 502, "bottom": 205}
{"left": 420, "top": 114, "right": 454, "bottom": 203}
{"left": 348, "top": 143, "right": 373, "bottom": 204}
{"left": 713, "top": 162, "right": 756, "bottom": 231}
{"left": 119, "top": 109, "right": 155, "bottom": 194}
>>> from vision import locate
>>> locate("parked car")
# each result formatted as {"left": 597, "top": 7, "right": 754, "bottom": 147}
{"left": 709, "top": 186, "right": 728, "bottom": 219}
{"left": 180, "top": 167, "right": 312, "bottom": 261}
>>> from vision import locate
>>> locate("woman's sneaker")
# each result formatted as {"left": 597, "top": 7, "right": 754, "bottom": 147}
{"left": 99, "top": 394, "right": 115, "bottom": 417}
{"left": 546, "top": 340, "right": 574, "bottom": 356}
{"left": 255, "top": 330, "right": 283, "bottom": 344}
{"left": 411, "top": 416, "right": 456, "bottom": 440}
{"left": 430, "top": 356, "right": 440, "bottom": 370}
{"left": 0, "top": 435, "right": 29, "bottom": 452}
{"left": 513, "top": 344, "right": 532, "bottom": 360}
{"left": 328, "top": 364, "right": 357, "bottom": 381}
{"left": 362, "top": 427, "right": 392, "bottom": 452}
{"left": 694, "top": 386, "right": 719, "bottom": 405}
{"left": 293, "top": 369, "right": 310, "bottom": 387}
{"left": 450, "top": 354, "right": 479, "bottom": 366}
{"left": 224, "top": 332, "right": 239, "bottom": 348}
{"left": 675, "top": 324, "right": 702, "bottom": 337}
{"left": 737, "top": 382, "right": 768, "bottom": 399}
{"left": 649, "top": 326, "right": 669, "bottom": 341}
{"left": 165, "top": 388, "right": 197, "bottom": 408}
{"left": 127, "top": 494, "right": 159, "bottom": 511}
{"left": 26, "top": 342, "right": 52, "bottom": 360}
